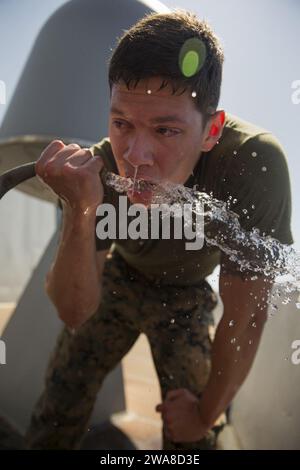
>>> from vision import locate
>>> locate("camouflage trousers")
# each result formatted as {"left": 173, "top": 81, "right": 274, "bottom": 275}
{"left": 25, "top": 249, "right": 226, "bottom": 450}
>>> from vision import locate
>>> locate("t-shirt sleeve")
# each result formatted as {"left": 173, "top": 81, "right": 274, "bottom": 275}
{"left": 219, "top": 132, "right": 294, "bottom": 276}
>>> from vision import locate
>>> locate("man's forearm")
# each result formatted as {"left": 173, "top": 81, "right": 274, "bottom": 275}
{"left": 198, "top": 312, "right": 266, "bottom": 428}
{"left": 46, "top": 203, "right": 103, "bottom": 329}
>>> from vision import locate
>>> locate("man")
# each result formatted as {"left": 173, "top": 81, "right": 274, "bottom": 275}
{"left": 25, "top": 10, "right": 293, "bottom": 450}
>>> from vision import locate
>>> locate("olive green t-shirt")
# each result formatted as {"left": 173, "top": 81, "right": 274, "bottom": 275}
{"left": 91, "top": 113, "right": 293, "bottom": 286}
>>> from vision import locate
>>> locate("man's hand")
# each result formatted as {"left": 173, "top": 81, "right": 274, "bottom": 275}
{"left": 35, "top": 140, "right": 104, "bottom": 213}
{"left": 155, "top": 388, "right": 209, "bottom": 443}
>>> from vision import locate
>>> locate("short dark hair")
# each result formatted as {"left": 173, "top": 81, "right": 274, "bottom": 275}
{"left": 108, "top": 10, "right": 224, "bottom": 123}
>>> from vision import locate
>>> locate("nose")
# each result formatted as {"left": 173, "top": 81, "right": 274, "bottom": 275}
{"left": 123, "top": 135, "right": 154, "bottom": 168}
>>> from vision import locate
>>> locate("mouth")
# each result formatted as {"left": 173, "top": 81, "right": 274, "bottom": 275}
{"left": 126, "top": 176, "right": 157, "bottom": 205}
{"left": 125, "top": 172, "right": 158, "bottom": 184}
{"left": 125, "top": 172, "right": 157, "bottom": 192}
{"left": 105, "top": 171, "right": 177, "bottom": 206}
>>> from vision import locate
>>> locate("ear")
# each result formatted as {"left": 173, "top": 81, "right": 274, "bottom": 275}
{"left": 201, "top": 110, "right": 226, "bottom": 152}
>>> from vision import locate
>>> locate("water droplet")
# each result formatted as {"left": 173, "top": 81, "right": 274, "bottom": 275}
{"left": 113, "top": 291, "right": 117, "bottom": 295}
{"left": 170, "top": 318, "right": 175, "bottom": 324}
{"left": 229, "top": 320, "right": 235, "bottom": 327}
{"left": 261, "top": 166, "right": 267, "bottom": 172}
{"left": 251, "top": 152, "right": 257, "bottom": 157}
{"left": 252, "top": 322, "right": 257, "bottom": 328}
{"left": 230, "top": 338, "right": 236, "bottom": 344}
{"left": 191, "top": 91, "right": 197, "bottom": 98}
{"left": 251, "top": 204, "right": 255, "bottom": 209}
{"left": 236, "top": 345, "right": 241, "bottom": 351}
{"left": 147, "top": 89, "right": 152, "bottom": 94}
{"left": 249, "top": 340, "right": 253, "bottom": 345}
{"left": 162, "top": 302, "right": 167, "bottom": 307}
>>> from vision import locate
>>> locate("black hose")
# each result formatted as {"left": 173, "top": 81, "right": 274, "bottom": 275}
{"left": 0, "top": 162, "right": 36, "bottom": 200}
{"left": 0, "top": 147, "right": 105, "bottom": 200}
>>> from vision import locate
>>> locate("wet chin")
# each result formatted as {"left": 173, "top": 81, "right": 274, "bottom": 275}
{"left": 127, "top": 190, "right": 152, "bottom": 207}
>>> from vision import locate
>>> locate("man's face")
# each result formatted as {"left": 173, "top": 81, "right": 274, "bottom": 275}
{"left": 109, "top": 76, "right": 209, "bottom": 205}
